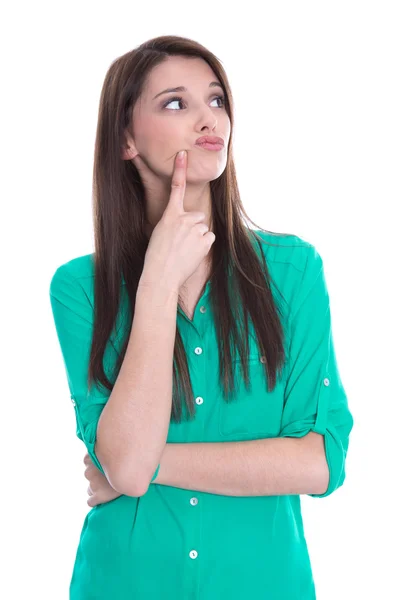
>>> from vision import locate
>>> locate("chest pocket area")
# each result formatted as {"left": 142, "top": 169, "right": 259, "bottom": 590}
{"left": 219, "top": 351, "right": 285, "bottom": 439}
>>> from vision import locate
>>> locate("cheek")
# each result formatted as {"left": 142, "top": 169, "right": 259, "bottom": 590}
{"left": 138, "top": 121, "right": 182, "bottom": 162}
{"left": 136, "top": 113, "right": 172, "bottom": 141}
{"left": 133, "top": 114, "right": 165, "bottom": 149}
{"left": 150, "top": 123, "right": 184, "bottom": 156}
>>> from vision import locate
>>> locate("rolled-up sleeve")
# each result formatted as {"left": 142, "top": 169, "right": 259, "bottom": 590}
{"left": 279, "top": 245, "right": 354, "bottom": 498}
{"left": 49, "top": 264, "right": 161, "bottom": 484}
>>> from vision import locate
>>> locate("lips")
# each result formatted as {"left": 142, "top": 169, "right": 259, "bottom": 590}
{"left": 195, "top": 136, "right": 224, "bottom": 146}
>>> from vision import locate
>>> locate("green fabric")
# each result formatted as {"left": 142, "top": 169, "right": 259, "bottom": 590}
{"left": 49, "top": 230, "right": 353, "bottom": 599}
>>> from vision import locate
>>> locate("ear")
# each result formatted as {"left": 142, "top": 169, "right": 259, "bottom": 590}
{"left": 121, "top": 131, "right": 139, "bottom": 160}
{"left": 121, "top": 143, "right": 139, "bottom": 161}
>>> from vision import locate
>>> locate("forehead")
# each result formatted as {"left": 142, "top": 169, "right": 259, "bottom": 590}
{"left": 143, "top": 56, "right": 218, "bottom": 98}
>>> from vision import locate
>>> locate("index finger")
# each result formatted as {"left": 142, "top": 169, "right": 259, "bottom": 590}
{"left": 165, "top": 150, "right": 187, "bottom": 215}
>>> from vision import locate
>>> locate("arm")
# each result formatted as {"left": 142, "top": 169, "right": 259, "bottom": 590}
{"left": 153, "top": 246, "right": 353, "bottom": 500}
{"left": 152, "top": 433, "right": 328, "bottom": 496}
{"left": 276, "top": 245, "right": 354, "bottom": 498}
{"left": 93, "top": 278, "right": 178, "bottom": 496}
{"left": 49, "top": 264, "right": 177, "bottom": 497}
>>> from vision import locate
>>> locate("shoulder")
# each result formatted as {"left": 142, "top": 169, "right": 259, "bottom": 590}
{"left": 249, "top": 228, "right": 325, "bottom": 316}
{"left": 249, "top": 228, "right": 322, "bottom": 273}
{"left": 49, "top": 253, "right": 96, "bottom": 307}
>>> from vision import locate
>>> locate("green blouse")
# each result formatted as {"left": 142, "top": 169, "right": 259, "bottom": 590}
{"left": 49, "top": 230, "right": 354, "bottom": 600}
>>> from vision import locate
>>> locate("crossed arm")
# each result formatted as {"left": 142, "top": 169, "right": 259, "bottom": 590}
{"left": 86, "top": 431, "right": 329, "bottom": 503}
{"left": 143, "top": 431, "right": 328, "bottom": 496}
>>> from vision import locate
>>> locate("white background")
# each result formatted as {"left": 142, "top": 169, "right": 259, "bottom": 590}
{"left": 2, "top": 1, "right": 394, "bottom": 598}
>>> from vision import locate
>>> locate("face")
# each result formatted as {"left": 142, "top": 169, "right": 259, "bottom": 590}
{"left": 123, "top": 56, "right": 231, "bottom": 185}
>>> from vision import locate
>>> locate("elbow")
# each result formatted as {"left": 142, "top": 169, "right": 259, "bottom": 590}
{"left": 114, "top": 460, "right": 161, "bottom": 496}
{"left": 98, "top": 462, "right": 148, "bottom": 497}
{"left": 104, "top": 451, "right": 163, "bottom": 497}
{"left": 112, "top": 468, "right": 149, "bottom": 497}
{"left": 94, "top": 432, "right": 163, "bottom": 497}
{"left": 94, "top": 439, "right": 148, "bottom": 497}
{"left": 103, "top": 457, "right": 149, "bottom": 497}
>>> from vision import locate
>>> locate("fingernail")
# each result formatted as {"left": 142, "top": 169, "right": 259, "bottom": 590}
{"left": 178, "top": 150, "right": 186, "bottom": 160}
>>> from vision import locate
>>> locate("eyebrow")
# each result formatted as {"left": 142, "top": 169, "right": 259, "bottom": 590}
{"left": 152, "top": 81, "right": 224, "bottom": 101}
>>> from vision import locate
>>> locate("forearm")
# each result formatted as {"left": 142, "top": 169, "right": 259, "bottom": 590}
{"left": 95, "top": 275, "right": 178, "bottom": 496}
{"left": 153, "top": 432, "right": 329, "bottom": 496}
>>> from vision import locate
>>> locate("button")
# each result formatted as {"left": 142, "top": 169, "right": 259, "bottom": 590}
{"left": 189, "top": 550, "right": 198, "bottom": 559}
{"left": 194, "top": 347, "right": 203, "bottom": 355}
{"left": 71, "top": 398, "right": 76, "bottom": 406}
{"left": 259, "top": 355, "right": 266, "bottom": 363}
{"left": 323, "top": 378, "right": 330, "bottom": 386}
{"left": 195, "top": 396, "right": 204, "bottom": 405}
{"left": 190, "top": 497, "right": 199, "bottom": 506}
{"left": 200, "top": 306, "right": 206, "bottom": 313}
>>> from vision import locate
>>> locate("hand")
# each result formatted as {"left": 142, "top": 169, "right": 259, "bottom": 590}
{"left": 83, "top": 453, "right": 122, "bottom": 507}
{"left": 140, "top": 150, "right": 216, "bottom": 293}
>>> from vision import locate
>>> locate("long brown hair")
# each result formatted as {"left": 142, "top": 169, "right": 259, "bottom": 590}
{"left": 90, "top": 34, "right": 293, "bottom": 424}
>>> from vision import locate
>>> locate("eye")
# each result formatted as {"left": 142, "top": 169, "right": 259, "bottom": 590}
{"left": 162, "top": 95, "right": 226, "bottom": 111}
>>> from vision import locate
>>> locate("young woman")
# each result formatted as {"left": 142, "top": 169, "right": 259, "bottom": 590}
{"left": 49, "top": 34, "right": 354, "bottom": 600}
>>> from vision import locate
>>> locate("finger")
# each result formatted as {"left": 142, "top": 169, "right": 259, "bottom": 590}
{"left": 84, "top": 465, "right": 95, "bottom": 479}
{"left": 164, "top": 150, "right": 187, "bottom": 215}
{"left": 83, "top": 453, "right": 92, "bottom": 465}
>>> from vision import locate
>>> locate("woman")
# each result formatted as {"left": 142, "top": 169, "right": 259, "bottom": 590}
{"left": 49, "top": 34, "right": 354, "bottom": 600}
